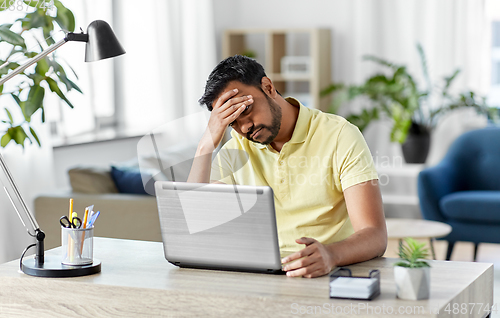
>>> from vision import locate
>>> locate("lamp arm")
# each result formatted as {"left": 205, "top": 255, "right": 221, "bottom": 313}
{"left": 0, "top": 153, "right": 46, "bottom": 265}
{"left": 0, "top": 38, "right": 68, "bottom": 86}
{"left": 0, "top": 154, "right": 39, "bottom": 232}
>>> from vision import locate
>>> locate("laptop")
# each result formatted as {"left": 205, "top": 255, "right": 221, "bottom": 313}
{"left": 155, "top": 181, "right": 284, "bottom": 274}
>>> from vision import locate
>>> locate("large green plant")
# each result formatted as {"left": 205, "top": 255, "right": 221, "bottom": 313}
{"left": 0, "top": 1, "right": 80, "bottom": 148}
{"left": 322, "top": 44, "right": 492, "bottom": 143}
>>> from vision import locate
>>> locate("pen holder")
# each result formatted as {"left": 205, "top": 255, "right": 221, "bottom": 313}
{"left": 61, "top": 226, "right": 94, "bottom": 266}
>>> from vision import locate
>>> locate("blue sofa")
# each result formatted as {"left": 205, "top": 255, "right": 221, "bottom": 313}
{"left": 418, "top": 126, "right": 500, "bottom": 261}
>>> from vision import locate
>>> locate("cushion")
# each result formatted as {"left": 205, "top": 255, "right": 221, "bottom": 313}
{"left": 440, "top": 191, "right": 500, "bottom": 224}
{"left": 68, "top": 166, "right": 119, "bottom": 194}
{"left": 110, "top": 166, "right": 152, "bottom": 195}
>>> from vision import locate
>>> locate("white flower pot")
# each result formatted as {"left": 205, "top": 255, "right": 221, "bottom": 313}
{"left": 394, "top": 266, "right": 430, "bottom": 300}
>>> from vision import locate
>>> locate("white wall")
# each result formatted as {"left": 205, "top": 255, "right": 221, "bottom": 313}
{"left": 52, "top": 137, "right": 142, "bottom": 189}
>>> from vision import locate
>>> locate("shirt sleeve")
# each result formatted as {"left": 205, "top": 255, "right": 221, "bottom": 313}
{"left": 335, "top": 121, "right": 379, "bottom": 191}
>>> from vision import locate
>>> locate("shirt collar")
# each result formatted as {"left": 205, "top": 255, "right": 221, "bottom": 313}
{"left": 243, "top": 96, "right": 310, "bottom": 150}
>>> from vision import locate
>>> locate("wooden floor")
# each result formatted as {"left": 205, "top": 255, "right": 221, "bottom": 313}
{"left": 385, "top": 239, "right": 500, "bottom": 318}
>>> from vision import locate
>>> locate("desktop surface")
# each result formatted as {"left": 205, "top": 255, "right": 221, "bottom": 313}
{"left": 0, "top": 237, "right": 493, "bottom": 317}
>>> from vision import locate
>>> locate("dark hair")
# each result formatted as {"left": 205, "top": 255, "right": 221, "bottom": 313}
{"left": 199, "top": 55, "right": 267, "bottom": 111}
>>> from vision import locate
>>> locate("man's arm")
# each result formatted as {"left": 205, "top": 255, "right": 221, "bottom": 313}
{"left": 282, "top": 180, "right": 387, "bottom": 278}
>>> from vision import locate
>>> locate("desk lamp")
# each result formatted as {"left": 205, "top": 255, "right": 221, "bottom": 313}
{"left": 0, "top": 20, "right": 125, "bottom": 277}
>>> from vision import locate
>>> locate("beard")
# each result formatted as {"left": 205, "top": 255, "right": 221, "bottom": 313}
{"left": 247, "top": 96, "right": 282, "bottom": 145}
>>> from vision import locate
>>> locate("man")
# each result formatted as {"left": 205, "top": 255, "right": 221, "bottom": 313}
{"left": 188, "top": 55, "right": 387, "bottom": 278}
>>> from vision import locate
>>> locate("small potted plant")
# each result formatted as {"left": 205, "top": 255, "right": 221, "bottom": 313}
{"left": 393, "top": 237, "right": 431, "bottom": 300}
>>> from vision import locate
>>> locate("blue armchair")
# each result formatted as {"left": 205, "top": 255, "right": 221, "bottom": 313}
{"left": 418, "top": 126, "right": 500, "bottom": 261}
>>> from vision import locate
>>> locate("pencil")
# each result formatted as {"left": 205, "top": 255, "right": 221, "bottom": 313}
{"left": 69, "top": 198, "right": 74, "bottom": 222}
{"left": 83, "top": 208, "right": 89, "bottom": 229}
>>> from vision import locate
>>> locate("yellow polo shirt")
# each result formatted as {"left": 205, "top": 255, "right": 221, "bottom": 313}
{"left": 210, "top": 97, "right": 378, "bottom": 253}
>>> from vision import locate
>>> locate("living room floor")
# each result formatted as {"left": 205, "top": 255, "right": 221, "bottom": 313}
{"left": 384, "top": 240, "right": 500, "bottom": 317}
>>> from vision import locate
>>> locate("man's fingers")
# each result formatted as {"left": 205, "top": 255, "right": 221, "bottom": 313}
{"left": 224, "top": 103, "right": 247, "bottom": 123}
{"left": 286, "top": 263, "right": 322, "bottom": 277}
{"left": 303, "top": 269, "right": 326, "bottom": 278}
{"left": 220, "top": 96, "right": 253, "bottom": 117}
{"left": 281, "top": 246, "right": 314, "bottom": 264}
{"left": 213, "top": 88, "right": 239, "bottom": 109}
{"left": 295, "top": 237, "right": 317, "bottom": 245}
{"left": 283, "top": 254, "right": 316, "bottom": 271}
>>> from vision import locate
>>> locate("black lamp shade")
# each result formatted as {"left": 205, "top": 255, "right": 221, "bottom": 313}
{"left": 85, "top": 20, "right": 125, "bottom": 62}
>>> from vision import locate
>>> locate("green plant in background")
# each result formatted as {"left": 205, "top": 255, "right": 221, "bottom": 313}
{"left": 0, "top": 0, "right": 80, "bottom": 148}
{"left": 321, "top": 44, "right": 491, "bottom": 144}
{"left": 394, "top": 237, "right": 430, "bottom": 268}
{"left": 242, "top": 49, "right": 257, "bottom": 59}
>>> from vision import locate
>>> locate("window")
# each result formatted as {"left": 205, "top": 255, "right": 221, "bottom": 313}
{"left": 489, "top": 21, "right": 500, "bottom": 107}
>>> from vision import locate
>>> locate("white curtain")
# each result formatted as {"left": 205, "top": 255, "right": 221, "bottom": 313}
{"left": 116, "top": 0, "right": 216, "bottom": 131}
{"left": 341, "top": 0, "right": 491, "bottom": 166}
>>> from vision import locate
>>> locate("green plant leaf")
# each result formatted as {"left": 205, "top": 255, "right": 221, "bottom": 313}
{"left": 24, "top": 0, "right": 39, "bottom": 7}
{"left": 363, "top": 55, "right": 400, "bottom": 70}
{"left": 11, "top": 93, "right": 21, "bottom": 106}
{"left": 417, "top": 43, "right": 432, "bottom": 93}
{"left": 7, "top": 126, "right": 29, "bottom": 148}
{"left": 24, "top": 85, "right": 45, "bottom": 119}
{"left": 0, "top": 133, "right": 11, "bottom": 147}
{"left": 44, "top": 77, "right": 73, "bottom": 108}
{"left": 0, "top": 26, "right": 26, "bottom": 48}
{"left": 54, "top": 1, "right": 75, "bottom": 32}
{"left": 48, "top": 60, "right": 82, "bottom": 93}
{"left": 35, "top": 57, "right": 50, "bottom": 76}
{"left": 4, "top": 108, "right": 13, "bottom": 123}
{"left": 29, "top": 126, "right": 41, "bottom": 147}
{"left": 0, "top": 61, "right": 19, "bottom": 76}
{"left": 442, "top": 68, "right": 461, "bottom": 97}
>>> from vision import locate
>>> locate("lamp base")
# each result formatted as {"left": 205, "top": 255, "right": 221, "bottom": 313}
{"left": 21, "top": 256, "right": 101, "bottom": 277}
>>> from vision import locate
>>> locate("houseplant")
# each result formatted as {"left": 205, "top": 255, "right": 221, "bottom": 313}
{"left": 321, "top": 44, "right": 492, "bottom": 163}
{"left": 0, "top": 0, "right": 80, "bottom": 148}
{"left": 393, "top": 237, "right": 431, "bottom": 300}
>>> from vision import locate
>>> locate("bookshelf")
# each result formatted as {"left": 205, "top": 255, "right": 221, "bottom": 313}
{"left": 222, "top": 28, "right": 332, "bottom": 111}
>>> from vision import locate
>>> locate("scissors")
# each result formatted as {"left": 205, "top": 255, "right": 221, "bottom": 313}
{"left": 60, "top": 216, "right": 82, "bottom": 229}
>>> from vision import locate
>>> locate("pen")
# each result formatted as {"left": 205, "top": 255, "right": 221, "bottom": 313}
{"left": 88, "top": 211, "right": 100, "bottom": 227}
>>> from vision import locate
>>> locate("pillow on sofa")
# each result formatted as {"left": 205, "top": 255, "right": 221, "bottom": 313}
{"left": 110, "top": 166, "right": 154, "bottom": 195}
{"left": 68, "top": 166, "right": 119, "bottom": 194}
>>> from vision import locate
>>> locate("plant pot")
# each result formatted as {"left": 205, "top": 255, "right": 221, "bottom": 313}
{"left": 394, "top": 266, "right": 430, "bottom": 300}
{"left": 402, "top": 123, "right": 431, "bottom": 164}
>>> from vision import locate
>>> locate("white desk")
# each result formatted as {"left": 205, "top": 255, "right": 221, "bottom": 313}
{"left": 0, "top": 238, "right": 493, "bottom": 317}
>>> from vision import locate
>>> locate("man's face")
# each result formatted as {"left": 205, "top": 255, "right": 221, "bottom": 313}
{"left": 217, "top": 81, "right": 282, "bottom": 145}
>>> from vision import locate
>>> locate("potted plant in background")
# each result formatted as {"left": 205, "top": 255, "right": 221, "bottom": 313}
{"left": 0, "top": 0, "right": 80, "bottom": 148}
{"left": 321, "top": 44, "right": 494, "bottom": 163}
{"left": 393, "top": 237, "right": 431, "bottom": 300}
